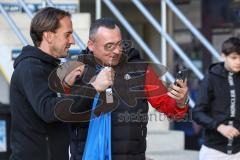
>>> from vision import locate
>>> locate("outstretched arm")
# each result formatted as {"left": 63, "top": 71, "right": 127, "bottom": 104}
{"left": 144, "top": 65, "right": 188, "bottom": 119}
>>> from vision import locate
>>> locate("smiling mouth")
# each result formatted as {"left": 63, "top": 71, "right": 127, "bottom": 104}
{"left": 65, "top": 47, "right": 70, "bottom": 51}
{"left": 111, "top": 55, "right": 120, "bottom": 59}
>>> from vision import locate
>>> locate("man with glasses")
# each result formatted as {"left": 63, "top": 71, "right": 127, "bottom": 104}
{"left": 62, "top": 18, "right": 189, "bottom": 160}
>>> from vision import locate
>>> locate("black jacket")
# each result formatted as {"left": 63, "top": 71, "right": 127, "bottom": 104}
{"left": 10, "top": 45, "right": 70, "bottom": 160}
{"left": 193, "top": 62, "right": 240, "bottom": 154}
{"left": 70, "top": 48, "right": 148, "bottom": 160}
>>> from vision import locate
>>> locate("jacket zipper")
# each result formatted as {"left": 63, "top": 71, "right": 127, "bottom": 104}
{"left": 141, "top": 124, "right": 144, "bottom": 136}
{"left": 46, "top": 136, "right": 51, "bottom": 160}
{"left": 227, "top": 73, "right": 236, "bottom": 154}
{"left": 75, "top": 128, "right": 78, "bottom": 135}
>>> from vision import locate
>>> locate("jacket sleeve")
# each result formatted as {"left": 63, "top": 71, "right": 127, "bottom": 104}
{"left": 19, "top": 59, "right": 62, "bottom": 123}
{"left": 19, "top": 59, "right": 96, "bottom": 123}
{"left": 144, "top": 65, "right": 188, "bottom": 119}
{"left": 192, "top": 74, "right": 221, "bottom": 130}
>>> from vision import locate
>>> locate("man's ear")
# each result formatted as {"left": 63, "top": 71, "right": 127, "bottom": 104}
{"left": 87, "top": 40, "right": 94, "bottom": 52}
{"left": 43, "top": 31, "right": 53, "bottom": 44}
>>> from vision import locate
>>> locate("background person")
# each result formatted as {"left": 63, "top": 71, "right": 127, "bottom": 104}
{"left": 193, "top": 37, "right": 240, "bottom": 160}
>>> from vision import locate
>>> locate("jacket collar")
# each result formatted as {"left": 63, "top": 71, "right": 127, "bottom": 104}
{"left": 14, "top": 45, "right": 60, "bottom": 69}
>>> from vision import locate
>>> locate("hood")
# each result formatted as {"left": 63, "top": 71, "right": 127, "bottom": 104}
{"left": 14, "top": 45, "right": 60, "bottom": 69}
{"left": 209, "top": 62, "right": 228, "bottom": 78}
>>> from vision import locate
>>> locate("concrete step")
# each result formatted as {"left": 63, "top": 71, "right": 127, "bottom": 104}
{"left": 146, "top": 131, "right": 184, "bottom": 153}
{"left": 0, "top": 72, "right": 9, "bottom": 104}
{"left": 147, "top": 103, "right": 170, "bottom": 132}
{"left": 146, "top": 104, "right": 188, "bottom": 157}
{"left": 146, "top": 150, "right": 199, "bottom": 160}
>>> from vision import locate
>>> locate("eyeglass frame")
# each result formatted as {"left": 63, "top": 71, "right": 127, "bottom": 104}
{"left": 91, "top": 39, "right": 133, "bottom": 52}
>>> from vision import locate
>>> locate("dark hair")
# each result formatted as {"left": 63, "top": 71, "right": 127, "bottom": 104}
{"left": 30, "top": 7, "right": 71, "bottom": 47}
{"left": 221, "top": 37, "right": 240, "bottom": 56}
{"left": 89, "top": 17, "right": 119, "bottom": 40}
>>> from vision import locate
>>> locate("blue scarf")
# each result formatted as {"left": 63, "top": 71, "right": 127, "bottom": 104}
{"left": 82, "top": 66, "right": 112, "bottom": 160}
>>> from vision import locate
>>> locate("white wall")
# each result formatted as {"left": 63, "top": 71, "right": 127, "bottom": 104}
{"left": 0, "top": 73, "right": 9, "bottom": 104}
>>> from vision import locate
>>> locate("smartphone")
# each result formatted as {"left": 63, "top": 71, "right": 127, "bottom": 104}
{"left": 174, "top": 69, "right": 189, "bottom": 86}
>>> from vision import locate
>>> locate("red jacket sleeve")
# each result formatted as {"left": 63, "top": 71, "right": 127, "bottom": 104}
{"left": 144, "top": 65, "right": 188, "bottom": 119}
{"left": 62, "top": 83, "right": 71, "bottom": 95}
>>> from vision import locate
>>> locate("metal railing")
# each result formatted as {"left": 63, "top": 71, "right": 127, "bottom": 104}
{"left": 132, "top": 0, "right": 204, "bottom": 80}
{"left": 18, "top": 0, "right": 34, "bottom": 18}
{"left": 0, "top": 2, "right": 28, "bottom": 46}
{"left": 18, "top": 0, "right": 86, "bottom": 50}
{"left": 102, "top": 0, "right": 196, "bottom": 107}
{"left": 45, "top": 0, "right": 86, "bottom": 50}
{"left": 103, "top": 0, "right": 174, "bottom": 79}
{"left": 17, "top": 0, "right": 86, "bottom": 50}
{"left": 164, "top": 0, "right": 222, "bottom": 61}
{"left": 128, "top": 0, "right": 223, "bottom": 106}
{"left": 0, "top": 0, "right": 201, "bottom": 107}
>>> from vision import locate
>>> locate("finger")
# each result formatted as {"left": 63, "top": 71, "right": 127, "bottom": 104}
{"left": 228, "top": 129, "right": 238, "bottom": 138}
{"left": 173, "top": 82, "right": 188, "bottom": 94}
{"left": 72, "top": 65, "right": 84, "bottom": 71}
{"left": 175, "top": 79, "right": 186, "bottom": 88}
{"left": 232, "top": 129, "right": 240, "bottom": 136}
{"left": 70, "top": 67, "right": 83, "bottom": 76}
{"left": 169, "top": 88, "right": 180, "bottom": 97}
{"left": 172, "top": 80, "right": 187, "bottom": 91}
{"left": 167, "top": 92, "right": 178, "bottom": 100}
{"left": 225, "top": 131, "right": 232, "bottom": 139}
{"left": 74, "top": 71, "right": 83, "bottom": 78}
{"left": 171, "top": 83, "right": 182, "bottom": 92}
{"left": 230, "top": 133, "right": 235, "bottom": 139}
{"left": 233, "top": 132, "right": 239, "bottom": 137}
{"left": 171, "top": 85, "right": 186, "bottom": 97}
{"left": 236, "top": 131, "right": 240, "bottom": 135}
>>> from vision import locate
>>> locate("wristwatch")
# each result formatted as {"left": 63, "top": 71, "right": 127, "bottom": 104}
{"left": 177, "top": 97, "right": 189, "bottom": 108}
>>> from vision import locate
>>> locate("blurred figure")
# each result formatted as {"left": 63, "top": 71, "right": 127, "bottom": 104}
{"left": 173, "top": 73, "right": 202, "bottom": 150}
{"left": 193, "top": 37, "right": 240, "bottom": 160}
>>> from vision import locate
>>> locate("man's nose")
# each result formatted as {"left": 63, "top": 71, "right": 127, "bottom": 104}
{"left": 113, "top": 45, "right": 121, "bottom": 54}
{"left": 70, "top": 34, "right": 75, "bottom": 45}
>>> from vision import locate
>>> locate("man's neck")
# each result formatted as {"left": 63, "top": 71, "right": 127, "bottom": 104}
{"left": 38, "top": 41, "right": 60, "bottom": 58}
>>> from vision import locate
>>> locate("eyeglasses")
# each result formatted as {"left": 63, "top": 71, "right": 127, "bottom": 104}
{"left": 103, "top": 40, "right": 132, "bottom": 52}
